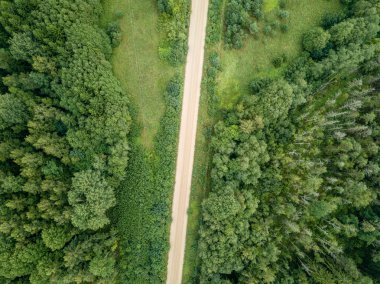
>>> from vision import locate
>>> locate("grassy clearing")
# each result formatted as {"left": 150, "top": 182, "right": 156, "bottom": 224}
{"left": 218, "top": 0, "right": 341, "bottom": 108}
{"left": 264, "top": 0, "right": 279, "bottom": 13}
{"left": 102, "top": 0, "right": 177, "bottom": 149}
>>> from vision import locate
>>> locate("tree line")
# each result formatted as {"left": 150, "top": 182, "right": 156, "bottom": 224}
{"left": 198, "top": 0, "right": 380, "bottom": 282}
{"left": 0, "top": 0, "right": 130, "bottom": 282}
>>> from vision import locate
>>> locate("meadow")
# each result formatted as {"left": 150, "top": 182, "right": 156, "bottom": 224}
{"left": 218, "top": 0, "right": 342, "bottom": 108}
{"left": 102, "top": 0, "right": 177, "bottom": 148}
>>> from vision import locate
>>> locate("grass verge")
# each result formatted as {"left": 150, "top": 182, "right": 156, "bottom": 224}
{"left": 182, "top": 71, "right": 214, "bottom": 284}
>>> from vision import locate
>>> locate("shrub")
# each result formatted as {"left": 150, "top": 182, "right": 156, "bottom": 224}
{"left": 158, "top": 0, "right": 189, "bottom": 64}
{"left": 322, "top": 12, "right": 345, "bottom": 29}
{"left": 280, "top": 23, "right": 289, "bottom": 33}
{"left": 106, "top": 22, "right": 122, "bottom": 48}
{"left": 157, "top": 0, "right": 172, "bottom": 14}
{"left": 278, "top": 9, "right": 289, "bottom": 20}
{"left": 264, "top": 25, "right": 273, "bottom": 36}
{"left": 279, "top": 0, "right": 287, "bottom": 9}
{"left": 249, "top": 78, "right": 273, "bottom": 93}
{"left": 272, "top": 20, "right": 281, "bottom": 31}
{"left": 302, "top": 27, "right": 331, "bottom": 52}
{"left": 249, "top": 22, "right": 259, "bottom": 36}
{"left": 207, "top": 0, "right": 225, "bottom": 43}
{"left": 272, "top": 54, "right": 287, "bottom": 68}
{"left": 224, "top": 0, "right": 264, "bottom": 48}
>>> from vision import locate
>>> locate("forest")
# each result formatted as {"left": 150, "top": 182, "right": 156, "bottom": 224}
{"left": 1, "top": 0, "right": 379, "bottom": 283}
{"left": 0, "top": 0, "right": 190, "bottom": 282}
{"left": 198, "top": 0, "right": 380, "bottom": 283}
{"left": 0, "top": 0, "right": 131, "bottom": 282}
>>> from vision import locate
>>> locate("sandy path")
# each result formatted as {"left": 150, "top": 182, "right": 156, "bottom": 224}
{"left": 166, "top": 0, "right": 209, "bottom": 283}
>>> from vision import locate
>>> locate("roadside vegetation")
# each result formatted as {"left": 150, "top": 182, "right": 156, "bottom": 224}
{"left": 1, "top": 0, "right": 378, "bottom": 283}
{"left": 185, "top": 0, "right": 380, "bottom": 283}
{"left": 102, "top": 0, "right": 189, "bottom": 283}
{"left": 183, "top": 52, "right": 220, "bottom": 283}
{"left": 196, "top": 0, "right": 380, "bottom": 282}
{"left": 117, "top": 76, "right": 184, "bottom": 283}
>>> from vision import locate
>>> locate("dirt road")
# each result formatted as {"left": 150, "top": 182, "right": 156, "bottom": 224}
{"left": 166, "top": 0, "right": 209, "bottom": 283}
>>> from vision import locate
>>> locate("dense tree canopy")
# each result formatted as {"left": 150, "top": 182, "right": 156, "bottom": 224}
{"left": 0, "top": 0, "right": 130, "bottom": 282}
{"left": 198, "top": 0, "right": 380, "bottom": 282}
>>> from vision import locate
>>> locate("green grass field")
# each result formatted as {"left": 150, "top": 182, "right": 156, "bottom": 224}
{"left": 218, "top": 0, "right": 342, "bottom": 108}
{"left": 102, "top": 0, "right": 177, "bottom": 149}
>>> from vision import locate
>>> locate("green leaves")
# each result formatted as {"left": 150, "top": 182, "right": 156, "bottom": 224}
{"left": 199, "top": 2, "right": 380, "bottom": 281}
{"left": 256, "top": 79, "right": 294, "bottom": 123}
{"left": 224, "top": 0, "right": 263, "bottom": 48}
{"left": 302, "top": 27, "right": 331, "bottom": 53}
{"left": 158, "top": 0, "right": 189, "bottom": 65}
{"left": 0, "top": 93, "right": 28, "bottom": 130}
{"left": 0, "top": 0, "right": 130, "bottom": 281}
{"left": 89, "top": 255, "right": 116, "bottom": 277}
{"left": 68, "top": 170, "right": 116, "bottom": 230}
{"left": 41, "top": 225, "right": 73, "bottom": 251}
{"left": 203, "top": 191, "right": 241, "bottom": 221}
{"left": 309, "top": 200, "right": 338, "bottom": 220}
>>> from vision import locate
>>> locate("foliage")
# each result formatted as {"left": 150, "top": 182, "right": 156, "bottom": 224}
{"left": 101, "top": 1, "right": 189, "bottom": 281}
{"left": 41, "top": 225, "right": 73, "bottom": 251}
{"left": 205, "top": 51, "right": 222, "bottom": 115}
{"left": 157, "top": 0, "right": 190, "bottom": 65}
{"left": 0, "top": 0, "right": 130, "bottom": 282}
{"left": 68, "top": 170, "right": 116, "bottom": 231}
{"left": 302, "top": 27, "right": 331, "bottom": 53}
{"left": 106, "top": 21, "right": 122, "bottom": 48}
{"left": 217, "top": 0, "right": 342, "bottom": 98}
{"left": 102, "top": 0, "right": 180, "bottom": 148}
{"left": 117, "top": 75, "right": 183, "bottom": 283}
{"left": 224, "top": 0, "right": 264, "bottom": 48}
{"left": 206, "top": 0, "right": 225, "bottom": 43}
{"left": 198, "top": 1, "right": 380, "bottom": 282}
{"left": 272, "top": 53, "right": 287, "bottom": 67}
{"left": 321, "top": 11, "right": 346, "bottom": 29}
{"left": 223, "top": 0, "right": 292, "bottom": 48}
